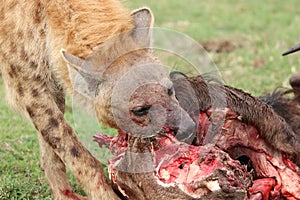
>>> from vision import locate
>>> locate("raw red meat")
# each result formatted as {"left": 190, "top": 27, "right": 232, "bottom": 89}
{"left": 95, "top": 130, "right": 252, "bottom": 199}
{"left": 94, "top": 108, "right": 300, "bottom": 199}
{"left": 199, "top": 108, "right": 300, "bottom": 200}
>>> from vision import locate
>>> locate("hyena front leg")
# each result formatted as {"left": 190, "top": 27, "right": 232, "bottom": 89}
{"left": 2, "top": 67, "right": 119, "bottom": 199}
{"left": 37, "top": 84, "right": 87, "bottom": 200}
{"left": 30, "top": 90, "right": 118, "bottom": 199}
{"left": 38, "top": 135, "right": 88, "bottom": 200}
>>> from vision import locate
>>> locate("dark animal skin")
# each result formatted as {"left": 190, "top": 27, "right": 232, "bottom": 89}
{"left": 262, "top": 72, "right": 300, "bottom": 137}
{"left": 171, "top": 73, "right": 300, "bottom": 167}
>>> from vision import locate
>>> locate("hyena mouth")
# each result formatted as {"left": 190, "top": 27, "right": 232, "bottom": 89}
{"left": 94, "top": 107, "right": 300, "bottom": 199}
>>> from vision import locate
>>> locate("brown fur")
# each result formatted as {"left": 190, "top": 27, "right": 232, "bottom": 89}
{"left": 0, "top": 1, "right": 196, "bottom": 199}
{"left": 0, "top": 1, "right": 132, "bottom": 199}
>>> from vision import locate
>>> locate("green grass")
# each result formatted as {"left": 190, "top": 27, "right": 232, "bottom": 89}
{"left": 1, "top": 0, "right": 300, "bottom": 198}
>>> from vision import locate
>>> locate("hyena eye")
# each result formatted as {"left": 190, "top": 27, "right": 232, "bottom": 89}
{"left": 131, "top": 106, "right": 151, "bottom": 116}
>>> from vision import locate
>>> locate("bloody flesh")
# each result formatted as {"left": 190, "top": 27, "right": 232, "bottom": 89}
{"left": 199, "top": 108, "right": 300, "bottom": 199}
{"left": 94, "top": 108, "right": 300, "bottom": 200}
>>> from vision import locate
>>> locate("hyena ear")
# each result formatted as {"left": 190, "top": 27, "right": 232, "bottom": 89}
{"left": 131, "top": 7, "right": 154, "bottom": 47}
{"left": 61, "top": 50, "right": 104, "bottom": 99}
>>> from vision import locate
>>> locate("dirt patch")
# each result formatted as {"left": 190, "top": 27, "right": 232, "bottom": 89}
{"left": 253, "top": 58, "right": 266, "bottom": 68}
{"left": 200, "top": 37, "right": 245, "bottom": 53}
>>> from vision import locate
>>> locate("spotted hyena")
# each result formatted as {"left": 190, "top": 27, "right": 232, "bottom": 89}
{"left": 0, "top": 1, "right": 195, "bottom": 199}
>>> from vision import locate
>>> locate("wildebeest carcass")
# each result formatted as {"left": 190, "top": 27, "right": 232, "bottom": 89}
{"left": 94, "top": 72, "right": 300, "bottom": 200}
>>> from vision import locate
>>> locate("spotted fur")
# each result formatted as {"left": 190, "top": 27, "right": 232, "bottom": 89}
{"left": 0, "top": 1, "right": 154, "bottom": 199}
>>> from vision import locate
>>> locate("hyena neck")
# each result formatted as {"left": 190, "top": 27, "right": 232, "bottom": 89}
{"left": 44, "top": 0, "right": 136, "bottom": 94}
{"left": 46, "top": 0, "right": 135, "bottom": 57}
{"left": 46, "top": 0, "right": 134, "bottom": 54}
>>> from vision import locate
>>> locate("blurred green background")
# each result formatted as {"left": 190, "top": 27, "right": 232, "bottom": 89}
{"left": 1, "top": 0, "right": 300, "bottom": 199}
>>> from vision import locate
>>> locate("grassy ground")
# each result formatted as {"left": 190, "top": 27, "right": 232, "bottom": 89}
{"left": 1, "top": 0, "right": 300, "bottom": 199}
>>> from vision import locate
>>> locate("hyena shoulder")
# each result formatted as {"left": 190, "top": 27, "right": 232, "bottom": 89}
{"left": 0, "top": 1, "right": 152, "bottom": 198}
{"left": 0, "top": 0, "right": 134, "bottom": 98}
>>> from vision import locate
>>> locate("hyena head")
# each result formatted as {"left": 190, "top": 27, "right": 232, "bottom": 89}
{"left": 62, "top": 8, "right": 195, "bottom": 141}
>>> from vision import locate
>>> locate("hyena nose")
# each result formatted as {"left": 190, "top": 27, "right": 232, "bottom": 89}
{"left": 166, "top": 104, "right": 196, "bottom": 144}
{"left": 175, "top": 111, "right": 196, "bottom": 144}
